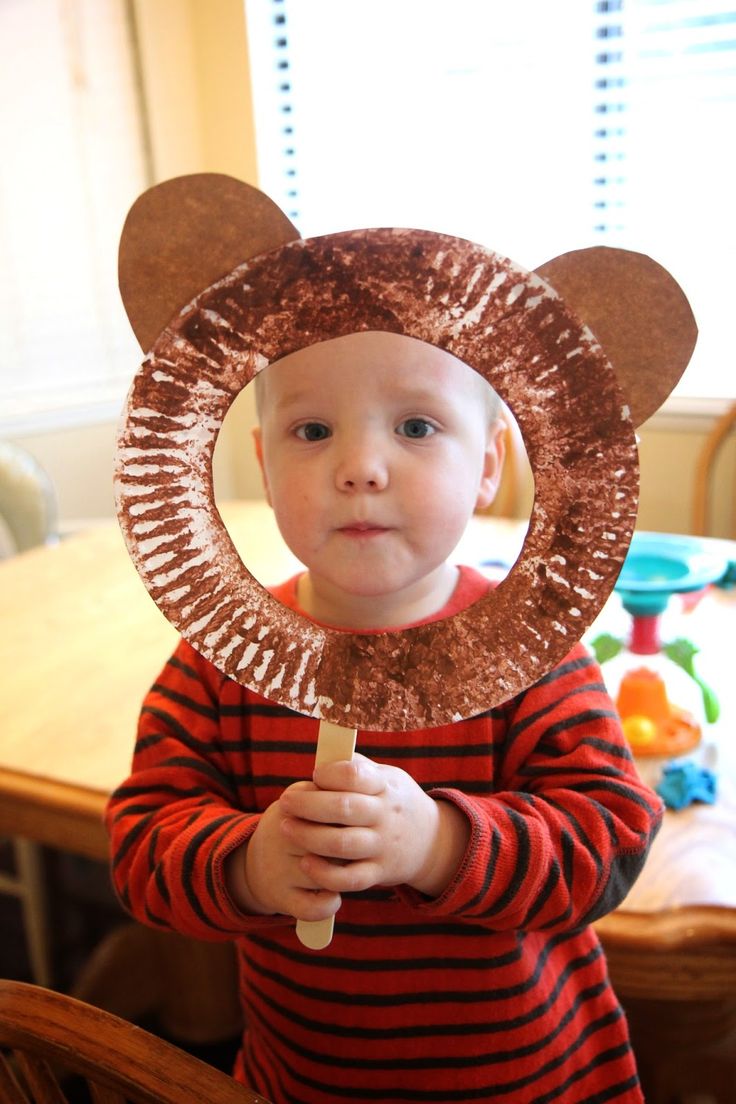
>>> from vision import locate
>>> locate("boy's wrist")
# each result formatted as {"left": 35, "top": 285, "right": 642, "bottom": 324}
{"left": 224, "top": 840, "right": 274, "bottom": 915}
{"left": 410, "top": 797, "right": 470, "bottom": 899}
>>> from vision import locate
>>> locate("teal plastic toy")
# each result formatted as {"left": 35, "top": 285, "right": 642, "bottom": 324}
{"left": 591, "top": 532, "right": 734, "bottom": 747}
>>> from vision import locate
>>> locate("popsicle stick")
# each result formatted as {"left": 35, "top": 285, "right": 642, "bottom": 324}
{"left": 296, "top": 721, "right": 357, "bottom": 950}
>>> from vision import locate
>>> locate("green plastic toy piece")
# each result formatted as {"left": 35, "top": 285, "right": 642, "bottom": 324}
{"left": 590, "top": 633, "right": 624, "bottom": 666}
{"left": 662, "top": 638, "right": 721, "bottom": 724}
{"left": 590, "top": 632, "right": 720, "bottom": 725}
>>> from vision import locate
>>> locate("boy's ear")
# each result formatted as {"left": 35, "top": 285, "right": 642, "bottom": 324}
{"left": 535, "top": 246, "right": 697, "bottom": 427}
{"left": 251, "top": 426, "right": 272, "bottom": 507}
{"left": 119, "top": 173, "right": 300, "bottom": 352}
{"left": 475, "top": 420, "right": 506, "bottom": 511}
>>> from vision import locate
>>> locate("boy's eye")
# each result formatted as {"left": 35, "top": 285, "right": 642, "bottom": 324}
{"left": 397, "top": 418, "right": 435, "bottom": 439}
{"left": 295, "top": 422, "right": 331, "bottom": 442}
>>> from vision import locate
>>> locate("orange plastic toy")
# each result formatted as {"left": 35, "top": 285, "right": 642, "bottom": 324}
{"left": 616, "top": 666, "right": 701, "bottom": 758}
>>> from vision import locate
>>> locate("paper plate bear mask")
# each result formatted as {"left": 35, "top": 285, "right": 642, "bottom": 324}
{"left": 115, "top": 173, "right": 696, "bottom": 733}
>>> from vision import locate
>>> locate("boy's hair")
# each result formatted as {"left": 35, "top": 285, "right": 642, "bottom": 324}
{"left": 253, "top": 339, "right": 502, "bottom": 424}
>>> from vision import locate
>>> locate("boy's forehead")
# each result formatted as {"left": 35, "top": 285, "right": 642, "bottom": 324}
{"left": 259, "top": 331, "right": 487, "bottom": 404}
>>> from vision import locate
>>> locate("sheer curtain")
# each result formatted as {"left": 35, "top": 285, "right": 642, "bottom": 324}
{"left": 246, "top": 0, "right": 736, "bottom": 402}
{"left": 0, "top": 0, "right": 150, "bottom": 434}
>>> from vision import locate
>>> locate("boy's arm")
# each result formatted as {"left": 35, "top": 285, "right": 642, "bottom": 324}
{"left": 105, "top": 640, "right": 289, "bottom": 940}
{"left": 399, "top": 644, "right": 664, "bottom": 930}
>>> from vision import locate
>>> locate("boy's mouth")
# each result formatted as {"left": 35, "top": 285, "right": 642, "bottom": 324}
{"left": 337, "top": 522, "right": 391, "bottom": 537}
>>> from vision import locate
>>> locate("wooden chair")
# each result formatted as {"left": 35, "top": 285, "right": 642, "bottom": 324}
{"left": 0, "top": 980, "right": 269, "bottom": 1104}
{"left": 0, "top": 443, "right": 57, "bottom": 557}
{"left": 0, "top": 444, "right": 58, "bottom": 987}
{"left": 691, "top": 400, "right": 736, "bottom": 538}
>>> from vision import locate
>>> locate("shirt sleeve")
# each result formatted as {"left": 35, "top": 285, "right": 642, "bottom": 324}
{"left": 400, "top": 644, "right": 664, "bottom": 930}
{"left": 104, "top": 640, "right": 289, "bottom": 940}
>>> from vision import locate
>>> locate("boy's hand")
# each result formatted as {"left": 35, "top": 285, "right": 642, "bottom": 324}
{"left": 279, "top": 754, "right": 470, "bottom": 899}
{"left": 225, "top": 797, "right": 343, "bottom": 922}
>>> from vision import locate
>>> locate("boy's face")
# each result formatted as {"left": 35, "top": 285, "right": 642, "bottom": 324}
{"left": 253, "top": 332, "right": 504, "bottom": 628}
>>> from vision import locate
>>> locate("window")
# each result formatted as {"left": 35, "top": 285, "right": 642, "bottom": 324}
{"left": 246, "top": 0, "right": 736, "bottom": 403}
{"left": 0, "top": 0, "right": 150, "bottom": 435}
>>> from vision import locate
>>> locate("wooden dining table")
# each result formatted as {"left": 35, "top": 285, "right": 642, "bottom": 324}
{"left": 0, "top": 500, "right": 523, "bottom": 862}
{"left": 2, "top": 501, "right": 735, "bottom": 1090}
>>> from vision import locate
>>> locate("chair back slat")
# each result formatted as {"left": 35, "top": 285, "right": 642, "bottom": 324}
{"left": 0, "top": 1053, "right": 30, "bottom": 1104}
{"left": 692, "top": 400, "right": 736, "bottom": 538}
{"left": 88, "top": 1081, "right": 129, "bottom": 1104}
{"left": 12, "top": 1053, "right": 67, "bottom": 1104}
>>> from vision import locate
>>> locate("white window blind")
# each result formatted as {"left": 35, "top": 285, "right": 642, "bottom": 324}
{"left": 593, "top": 1, "right": 736, "bottom": 402}
{"left": 246, "top": 0, "right": 736, "bottom": 402}
{"left": 0, "top": 0, "right": 150, "bottom": 434}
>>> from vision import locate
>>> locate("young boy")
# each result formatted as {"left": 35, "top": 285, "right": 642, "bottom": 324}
{"left": 106, "top": 331, "right": 662, "bottom": 1104}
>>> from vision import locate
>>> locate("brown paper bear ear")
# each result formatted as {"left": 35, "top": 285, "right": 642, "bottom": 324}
{"left": 535, "top": 247, "right": 697, "bottom": 427}
{"left": 119, "top": 173, "right": 300, "bottom": 352}
{"left": 120, "top": 175, "right": 697, "bottom": 428}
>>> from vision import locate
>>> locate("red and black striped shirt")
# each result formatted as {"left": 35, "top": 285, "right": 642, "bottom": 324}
{"left": 106, "top": 566, "right": 661, "bottom": 1103}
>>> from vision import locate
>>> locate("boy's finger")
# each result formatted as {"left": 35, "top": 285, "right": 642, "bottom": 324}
{"left": 312, "top": 754, "right": 385, "bottom": 795}
{"left": 282, "top": 779, "right": 319, "bottom": 797}
{"left": 301, "top": 854, "right": 380, "bottom": 895}
{"left": 280, "top": 788, "right": 376, "bottom": 827}
{"left": 286, "top": 820, "right": 377, "bottom": 861}
{"left": 289, "top": 888, "right": 342, "bottom": 922}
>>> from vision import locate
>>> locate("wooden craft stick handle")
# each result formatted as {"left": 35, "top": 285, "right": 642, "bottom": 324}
{"left": 296, "top": 721, "right": 357, "bottom": 950}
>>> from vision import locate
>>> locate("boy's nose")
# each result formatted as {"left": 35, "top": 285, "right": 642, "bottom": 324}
{"left": 335, "top": 448, "right": 388, "bottom": 492}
